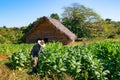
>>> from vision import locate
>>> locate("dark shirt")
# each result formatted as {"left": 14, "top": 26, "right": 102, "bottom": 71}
{"left": 30, "top": 43, "right": 42, "bottom": 57}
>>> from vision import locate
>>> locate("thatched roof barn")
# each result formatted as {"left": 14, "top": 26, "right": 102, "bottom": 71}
{"left": 23, "top": 16, "right": 77, "bottom": 44}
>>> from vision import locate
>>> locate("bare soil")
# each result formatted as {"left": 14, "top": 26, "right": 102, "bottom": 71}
{"left": 0, "top": 55, "right": 8, "bottom": 61}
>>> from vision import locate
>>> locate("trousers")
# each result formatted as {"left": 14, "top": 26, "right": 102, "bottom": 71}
{"left": 31, "top": 57, "right": 38, "bottom": 73}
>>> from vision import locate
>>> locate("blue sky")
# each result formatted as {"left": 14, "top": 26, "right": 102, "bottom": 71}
{"left": 0, "top": 0, "right": 120, "bottom": 27}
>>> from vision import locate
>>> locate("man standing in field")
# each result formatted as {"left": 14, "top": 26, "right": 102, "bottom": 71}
{"left": 30, "top": 40, "right": 45, "bottom": 74}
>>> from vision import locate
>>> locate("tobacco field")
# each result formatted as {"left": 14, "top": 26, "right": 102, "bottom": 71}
{"left": 1, "top": 40, "right": 120, "bottom": 80}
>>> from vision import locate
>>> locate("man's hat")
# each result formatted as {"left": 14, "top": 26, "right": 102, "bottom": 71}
{"left": 38, "top": 40, "right": 45, "bottom": 47}
{"left": 37, "top": 40, "right": 41, "bottom": 43}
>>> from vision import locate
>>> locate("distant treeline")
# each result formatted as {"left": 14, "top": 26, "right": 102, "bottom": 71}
{"left": 0, "top": 3, "right": 120, "bottom": 44}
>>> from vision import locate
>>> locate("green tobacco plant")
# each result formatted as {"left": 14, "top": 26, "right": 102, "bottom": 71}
{"left": 91, "top": 41, "right": 120, "bottom": 79}
{"left": 37, "top": 42, "right": 103, "bottom": 80}
{"left": 37, "top": 41, "right": 120, "bottom": 80}
{"left": 7, "top": 41, "right": 120, "bottom": 80}
{"left": 9, "top": 50, "right": 30, "bottom": 69}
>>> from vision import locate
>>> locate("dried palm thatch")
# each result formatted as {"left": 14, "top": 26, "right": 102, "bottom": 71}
{"left": 23, "top": 16, "right": 77, "bottom": 44}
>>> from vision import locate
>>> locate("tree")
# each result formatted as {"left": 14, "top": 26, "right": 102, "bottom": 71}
{"left": 3, "top": 26, "right": 7, "bottom": 28}
{"left": 50, "top": 13, "right": 60, "bottom": 21}
{"left": 61, "top": 3, "right": 101, "bottom": 38}
{"left": 105, "top": 18, "right": 112, "bottom": 23}
{"left": 0, "top": 27, "right": 23, "bottom": 44}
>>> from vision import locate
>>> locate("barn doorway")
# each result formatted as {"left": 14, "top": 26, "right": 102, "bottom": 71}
{"left": 44, "top": 38, "right": 48, "bottom": 43}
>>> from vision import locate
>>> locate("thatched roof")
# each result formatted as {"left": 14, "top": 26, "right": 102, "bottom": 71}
{"left": 24, "top": 16, "right": 77, "bottom": 41}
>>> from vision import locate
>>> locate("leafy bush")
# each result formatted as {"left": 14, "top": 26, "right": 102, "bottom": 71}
{"left": 37, "top": 41, "right": 120, "bottom": 80}
{"left": 38, "top": 42, "right": 103, "bottom": 80}
{"left": 90, "top": 41, "right": 120, "bottom": 79}
{"left": 8, "top": 41, "right": 120, "bottom": 80}
{"left": 9, "top": 50, "right": 30, "bottom": 69}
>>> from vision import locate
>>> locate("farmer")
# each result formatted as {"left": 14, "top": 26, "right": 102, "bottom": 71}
{"left": 30, "top": 39, "right": 45, "bottom": 74}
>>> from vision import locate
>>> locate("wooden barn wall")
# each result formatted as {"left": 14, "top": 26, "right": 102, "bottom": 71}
{"left": 25, "top": 23, "right": 72, "bottom": 44}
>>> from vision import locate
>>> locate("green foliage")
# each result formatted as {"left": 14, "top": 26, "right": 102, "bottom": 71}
{"left": 0, "top": 43, "right": 33, "bottom": 69}
{"left": 90, "top": 41, "right": 120, "bottom": 79}
{"left": 37, "top": 42, "right": 102, "bottom": 80}
{"left": 50, "top": 13, "right": 60, "bottom": 21}
{"left": 61, "top": 3, "right": 101, "bottom": 38}
{"left": 0, "top": 44, "right": 33, "bottom": 56}
{"left": 8, "top": 50, "right": 31, "bottom": 69}
{"left": 105, "top": 18, "right": 112, "bottom": 23}
{"left": 37, "top": 41, "right": 120, "bottom": 80}
{"left": 0, "top": 27, "right": 23, "bottom": 44}
{"left": 7, "top": 41, "right": 120, "bottom": 79}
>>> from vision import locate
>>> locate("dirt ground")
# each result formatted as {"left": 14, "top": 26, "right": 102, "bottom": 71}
{"left": 0, "top": 55, "right": 39, "bottom": 80}
{"left": 0, "top": 55, "right": 63, "bottom": 80}
{"left": 0, "top": 55, "right": 8, "bottom": 61}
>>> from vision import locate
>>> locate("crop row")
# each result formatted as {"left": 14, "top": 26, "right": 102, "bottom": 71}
{"left": 8, "top": 41, "right": 120, "bottom": 80}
